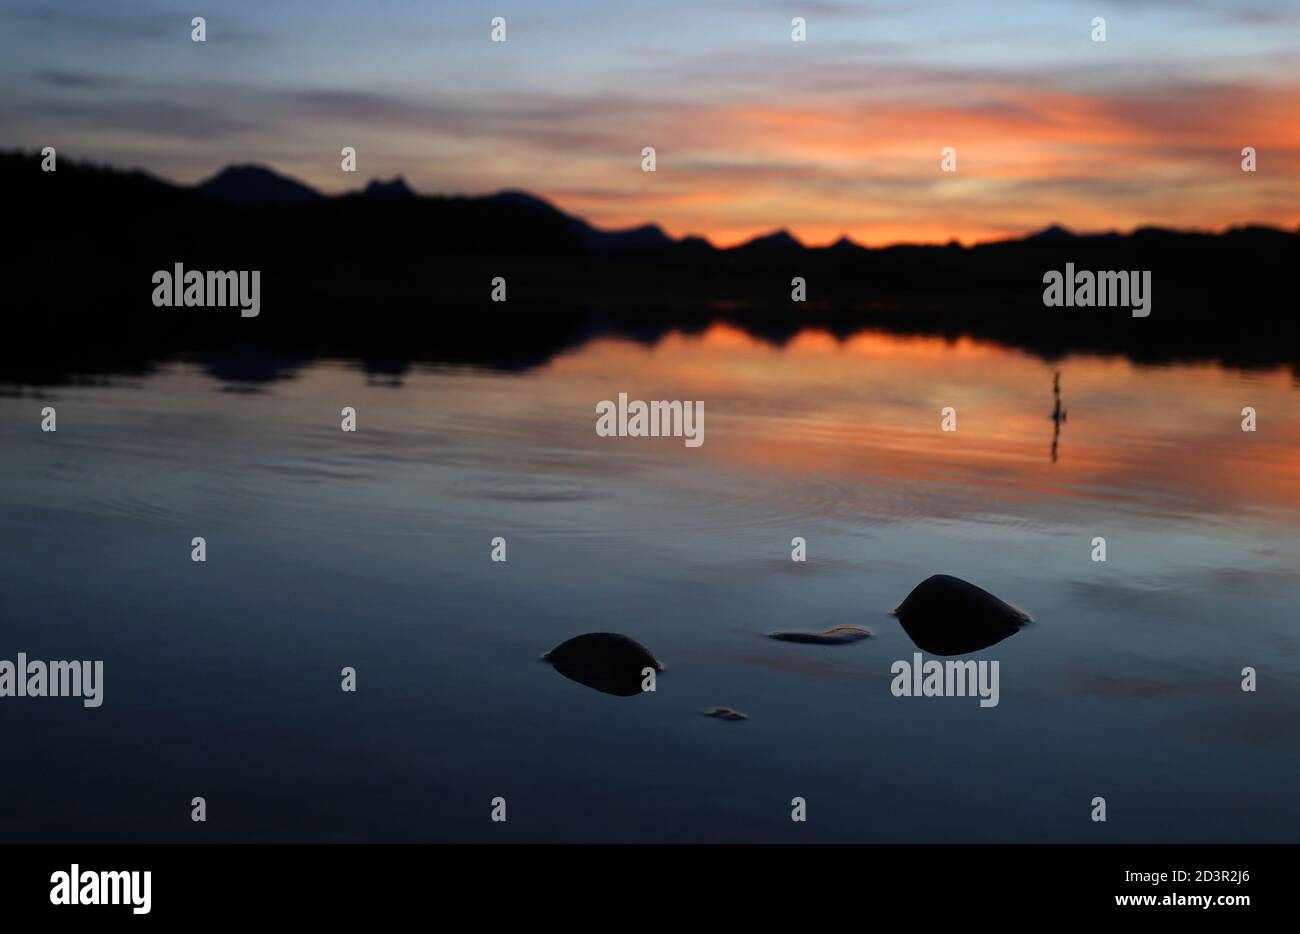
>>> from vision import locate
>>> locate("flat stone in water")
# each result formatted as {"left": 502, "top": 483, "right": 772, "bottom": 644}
{"left": 768, "top": 625, "right": 873, "bottom": 645}
{"left": 704, "top": 707, "right": 748, "bottom": 721}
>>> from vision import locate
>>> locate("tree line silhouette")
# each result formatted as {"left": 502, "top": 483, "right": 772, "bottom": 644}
{"left": 6, "top": 151, "right": 1298, "bottom": 385}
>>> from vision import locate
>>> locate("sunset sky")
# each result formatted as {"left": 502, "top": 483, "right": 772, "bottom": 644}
{"left": 3, "top": 0, "right": 1298, "bottom": 245}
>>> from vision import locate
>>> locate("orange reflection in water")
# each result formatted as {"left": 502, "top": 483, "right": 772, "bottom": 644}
{"left": 543, "top": 322, "right": 1300, "bottom": 521}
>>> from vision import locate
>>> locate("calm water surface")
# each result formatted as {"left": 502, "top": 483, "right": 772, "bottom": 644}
{"left": 2, "top": 324, "right": 1298, "bottom": 841}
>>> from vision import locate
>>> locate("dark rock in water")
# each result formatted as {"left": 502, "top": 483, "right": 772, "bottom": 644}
{"left": 768, "top": 625, "right": 873, "bottom": 645}
{"left": 893, "top": 574, "right": 1031, "bottom": 655}
{"left": 543, "top": 633, "right": 662, "bottom": 697}
{"left": 704, "top": 706, "right": 748, "bottom": 721}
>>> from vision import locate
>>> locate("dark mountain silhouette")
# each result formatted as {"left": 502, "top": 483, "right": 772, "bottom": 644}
{"left": 733, "top": 229, "right": 804, "bottom": 257}
{"left": 485, "top": 189, "right": 673, "bottom": 252}
{"left": 1024, "top": 224, "right": 1076, "bottom": 243}
{"left": 5, "top": 150, "right": 1299, "bottom": 386}
{"left": 572, "top": 220, "right": 672, "bottom": 251}
{"left": 197, "top": 164, "right": 322, "bottom": 206}
{"left": 828, "top": 235, "right": 866, "bottom": 255}
{"left": 362, "top": 177, "right": 416, "bottom": 200}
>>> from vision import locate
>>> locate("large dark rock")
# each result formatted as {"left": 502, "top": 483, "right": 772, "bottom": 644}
{"left": 893, "top": 575, "right": 1031, "bottom": 655}
{"left": 543, "top": 633, "right": 662, "bottom": 697}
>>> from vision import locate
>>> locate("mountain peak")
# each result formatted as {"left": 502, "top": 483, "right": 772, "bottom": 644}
{"left": 1026, "top": 224, "right": 1075, "bottom": 241}
{"left": 364, "top": 176, "right": 415, "bottom": 199}
{"left": 737, "top": 229, "right": 803, "bottom": 251}
{"left": 197, "top": 164, "right": 322, "bottom": 206}
{"left": 489, "top": 189, "right": 563, "bottom": 214}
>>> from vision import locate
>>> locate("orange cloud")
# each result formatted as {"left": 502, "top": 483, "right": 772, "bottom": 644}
{"left": 524, "top": 81, "right": 1300, "bottom": 246}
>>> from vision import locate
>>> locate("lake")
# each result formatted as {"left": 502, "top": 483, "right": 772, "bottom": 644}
{"left": 1, "top": 322, "right": 1297, "bottom": 842}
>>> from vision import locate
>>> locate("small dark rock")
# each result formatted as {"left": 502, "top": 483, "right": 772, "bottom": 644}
{"left": 704, "top": 706, "right": 748, "bottom": 721}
